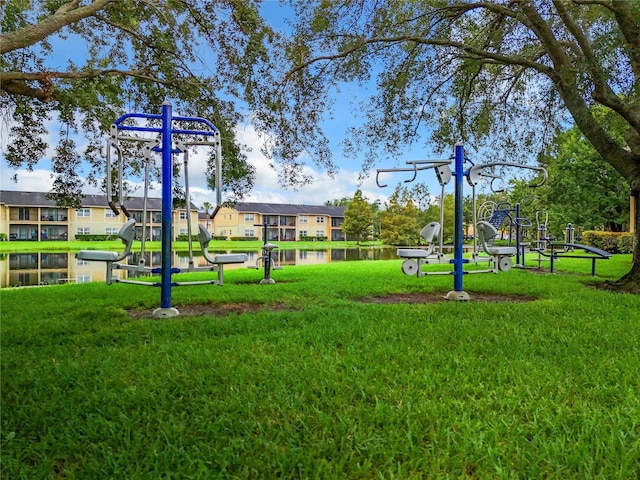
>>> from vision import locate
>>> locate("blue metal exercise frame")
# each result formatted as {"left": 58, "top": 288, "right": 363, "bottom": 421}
{"left": 112, "top": 101, "right": 221, "bottom": 317}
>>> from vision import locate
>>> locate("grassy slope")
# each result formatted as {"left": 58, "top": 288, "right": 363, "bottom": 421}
{"left": 2, "top": 256, "right": 639, "bottom": 479}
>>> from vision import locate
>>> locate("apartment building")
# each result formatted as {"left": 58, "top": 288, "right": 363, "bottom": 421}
{"left": 0, "top": 190, "right": 198, "bottom": 241}
{"left": 211, "top": 202, "right": 346, "bottom": 241}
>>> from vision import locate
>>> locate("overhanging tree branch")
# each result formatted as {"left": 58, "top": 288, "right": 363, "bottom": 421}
{"left": 520, "top": 2, "right": 636, "bottom": 176}
{"left": 0, "top": 68, "right": 170, "bottom": 102}
{"left": 0, "top": 0, "right": 114, "bottom": 54}
{"left": 284, "top": 34, "right": 553, "bottom": 84}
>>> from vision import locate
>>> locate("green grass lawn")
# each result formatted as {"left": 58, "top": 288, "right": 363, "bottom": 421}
{"left": 2, "top": 255, "right": 639, "bottom": 478}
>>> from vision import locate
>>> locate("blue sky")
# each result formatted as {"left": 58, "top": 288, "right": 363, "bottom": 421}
{"left": 0, "top": 1, "right": 459, "bottom": 209}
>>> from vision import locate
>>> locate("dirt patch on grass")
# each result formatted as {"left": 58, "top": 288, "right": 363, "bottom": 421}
{"left": 128, "top": 302, "right": 288, "bottom": 318}
{"left": 128, "top": 293, "right": 536, "bottom": 318}
{"left": 361, "top": 292, "right": 537, "bottom": 304}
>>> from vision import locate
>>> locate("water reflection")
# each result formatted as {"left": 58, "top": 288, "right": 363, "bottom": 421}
{"left": 0, "top": 247, "right": 398, "bottom": 287}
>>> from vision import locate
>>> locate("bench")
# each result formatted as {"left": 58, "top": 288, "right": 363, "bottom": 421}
{"left": 532, "top": 242, "right": 612, "bottom": 276}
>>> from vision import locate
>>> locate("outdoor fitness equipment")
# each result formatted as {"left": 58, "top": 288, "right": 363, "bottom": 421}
{"left": 248, "top": 222, "right": 283, "bottom": 284}
{"left": 78, "top": 102, "right": 246, "bottom": 317}
{"left": 77, "top": 219, "right": 137, "bottom": 281}
{"left": 376, "top": 144, "right": 548, "bottom": 300}
{"left": 531, "top": 241, "right": 612, "bottom": 276}
{"left": 467, "top": 162, "right": 546, "bottom": 261}
{"left": 396, "top": 221, "right": 442, "bottom": 276}
{"left": 475, "top": 221, "right": 516, "bottom": 272}
{"left": 529, "top": 219, "right": 611, "bottom": 275}
{"left": 475, "top": 201, "right": 534, "bottom": 268}
{"left": 378, "top": 158, "right": 452, "bottom": 263}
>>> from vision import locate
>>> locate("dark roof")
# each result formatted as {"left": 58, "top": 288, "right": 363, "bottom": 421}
{"left": 231, "top": 202, "right": 345, "bottom": 217}
{"left": 0, "top": 191, "right": 197, "bottom": 210}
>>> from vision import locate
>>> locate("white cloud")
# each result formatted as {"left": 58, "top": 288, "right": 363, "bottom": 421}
{"left": 1, "top": 168, "right": 54, "bottom": 192}
{"left": 234, "top": 123, "right": 391, "bottom": 205}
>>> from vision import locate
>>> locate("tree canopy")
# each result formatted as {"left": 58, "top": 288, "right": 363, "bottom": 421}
{"left": 248, "top": 0, "right": 640, "bottom": 292}
{"left": 342, "top": 189, "right": 374, "bottom": 244}
{"left": 1, "top": 0, "right": 269, "bottom": 204}
{"left": 539, "top": 126, "right": 630, "bottom": 233}
{"left": 378, "top": 185, "right": 420, "bottom": 246}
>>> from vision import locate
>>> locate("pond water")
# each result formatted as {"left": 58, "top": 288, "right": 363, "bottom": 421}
{"left": 0, "top": 247, "right": 400, "bottom": 288}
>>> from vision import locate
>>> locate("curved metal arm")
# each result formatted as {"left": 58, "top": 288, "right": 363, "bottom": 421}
{"left": 468, "top": 162, "right": 548, "bottom": 188}
{"left": 490, "top": 177, "right": 505, "bottom": 193}
{"left": 375, "top": 166, "right": 415, "bottom": 188}
{"left": 514, "top": 217, "right": 533, "bottom": 228}
{"left": 376, "top": 159, "right": 452, "bottom": 188}
{"left": 406, "top": 159, "right": 452, "bottom": 168}
{"left": 404, "top": 162, "right": 417, "bottom": 183}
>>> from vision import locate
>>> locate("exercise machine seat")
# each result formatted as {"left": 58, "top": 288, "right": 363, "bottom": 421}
{"left": 77, "top": 219, "right": 136, "bottom": 262}
{"left": 198, "top": 225, "right": 247, "bottom": 264}
{"left": 476, "top": 221, "right": 516, "bottom": 256}
{"left": 397, "top": 222, "right": 441, "bottom": 259}
{"left": 420, "top": 221, "right": 441, "bottom": 244}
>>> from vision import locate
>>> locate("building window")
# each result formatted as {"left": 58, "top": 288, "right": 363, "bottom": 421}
{"left": 105, "top": 209, "right": 117, "bottom": 218}
{"left": 179, "top": 229, "right": 188, "bottom": 235}
{"left": 299, "top": 215, "right": 308, "bottom": 223}
{"left": 18, "top": 208, "right": 30, "bottom": 220}
{"left": 316, "top": 230, "right": 325, "bottom": 237}
{"left": 76, "top": 208, "right": 90, "bottom": 218}
{"left": 316, "top": 216, "right": 324, "bottom": 223}
{"left": 77, "top": 227, "right": 90, "bottom": 235}
{"left": 245, "top": 229, "right": 254, "bottom": 237}
{"left": 245, "top": 214, "right": 255, "bottom": 222}
{"left": 299, "top": 230, "right": 307, "bottom": 237}
{"left": 179, "top": 212, "right": 188, "bottom": 220}
{"left": 106, "top": 228, "right": 119, "bottom": 235}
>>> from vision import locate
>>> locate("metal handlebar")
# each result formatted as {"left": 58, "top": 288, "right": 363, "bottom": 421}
{"left": 375, "top": 166, "right": 416, "bottom": 188}
{"left": 376, "top": 159, "right": 452, "bottom": 188}
{"left": 468, "top": 162, "right": 548, "bottom": 188}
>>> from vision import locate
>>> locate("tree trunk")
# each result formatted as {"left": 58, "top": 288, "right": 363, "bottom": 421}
{"left": 597, "top": 189, "right": 640, "bottom": 294}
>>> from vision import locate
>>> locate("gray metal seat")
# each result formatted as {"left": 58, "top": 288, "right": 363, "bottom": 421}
{"left": 77, "top": 219, "right": 136, "bottom": 262}
{"left": 476, "top": 221, "right": 516, "bottom": 272}
{"left": 397, "top": 221, "right": 441, "bottom": 258}
{"left": 476, "top": 221, "right": 516, "bottom": 256}
{"left": 397, "top": 222, "right": 444, "bottom": 276}
{"left": 198, "top": 224, "right": 248, "bottom": 265}
{"left": 76, "top": 219, "right": 136, "bottom": 283}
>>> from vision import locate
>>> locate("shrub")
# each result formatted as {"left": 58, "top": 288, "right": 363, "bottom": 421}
{"left": 75, "top": 234, "right": 119, "bottom": 241}
{"left": 582, "top": 230, "right": 636, "bottom": 254}
{"left": 230, "top": 236, "right": 259, "bottom": 241}
{"left": 617, "top": 233, "right": 636, "bottom": 254}
{"left": 299, "top": 236, "right": 328, "bottom": 241}
{"left": 176, "top": 234, "right": 200, "bottom": 242}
